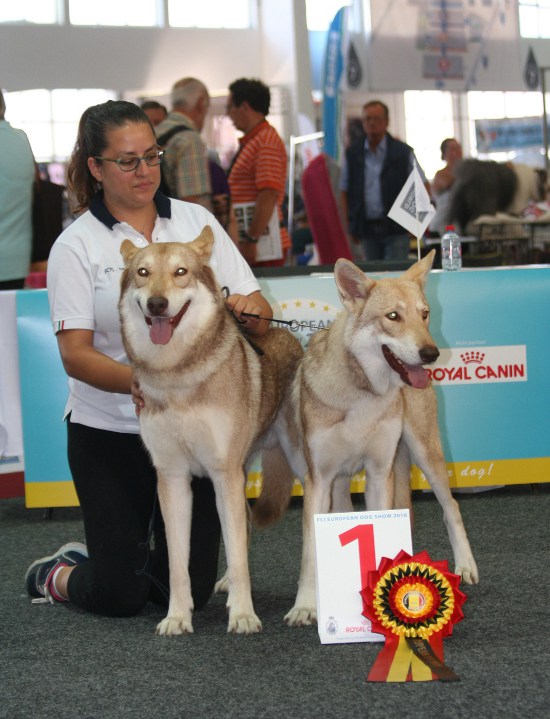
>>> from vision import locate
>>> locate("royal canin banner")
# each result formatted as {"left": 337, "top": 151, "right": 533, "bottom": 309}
{"left": 427, "top": 345, "right": 527, "bottom": 386}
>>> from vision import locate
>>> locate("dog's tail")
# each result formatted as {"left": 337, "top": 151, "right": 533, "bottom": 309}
{"left": 251, "top": 445, "right": 295, "bottom": 528}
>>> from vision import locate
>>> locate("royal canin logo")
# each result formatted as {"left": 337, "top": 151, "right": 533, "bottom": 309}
{"left": 427, "top": 345, "right": 527, "bottom": 385}
{"left": 460, "top": 351, "right": 485, "bottom": 364}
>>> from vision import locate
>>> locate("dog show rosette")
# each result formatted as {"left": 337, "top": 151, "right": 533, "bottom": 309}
{"left": 361, "top": 549, "right": 466, "bottom": 682}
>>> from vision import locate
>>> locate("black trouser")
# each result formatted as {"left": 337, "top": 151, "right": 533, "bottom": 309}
{"left": 66, "top": 420, "right": 221, "bottom": 617}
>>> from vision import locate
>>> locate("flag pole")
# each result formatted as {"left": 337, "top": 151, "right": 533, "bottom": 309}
{"left": 414, "top": 161, "right": 421, "bottom": 262}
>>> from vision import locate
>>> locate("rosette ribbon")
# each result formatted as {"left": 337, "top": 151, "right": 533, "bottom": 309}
{"left": 361, "top": 549, "right": 466, "bottom": 682}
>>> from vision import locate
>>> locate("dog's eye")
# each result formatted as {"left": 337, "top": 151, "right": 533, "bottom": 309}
{"left": 422, "top": 309, "right": 429, "bottom": 320}
{"left": 137, "top": 267, "right": 148, "bottom": 277}
{"left": 175, "top": 267, "right": 187, "bottom": 277}
{"left": 386, "top": 311, "right": 400, "bottom": 321}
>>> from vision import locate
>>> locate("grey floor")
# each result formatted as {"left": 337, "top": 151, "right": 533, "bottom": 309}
{"left": 1, "top": 484, "right": 548, "bottom": 719}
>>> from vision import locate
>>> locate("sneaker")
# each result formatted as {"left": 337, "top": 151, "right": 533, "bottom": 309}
{"left": 25, "top": 542, "right": 88, "bottom": 604}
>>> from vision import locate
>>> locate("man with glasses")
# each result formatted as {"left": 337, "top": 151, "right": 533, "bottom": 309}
{"left": 226, "top": 78, "right": 289, "bottom": 267}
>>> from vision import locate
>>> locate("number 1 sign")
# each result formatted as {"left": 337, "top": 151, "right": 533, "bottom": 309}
{"left": 314, "top": 510, "right": 413, "bottom": 644}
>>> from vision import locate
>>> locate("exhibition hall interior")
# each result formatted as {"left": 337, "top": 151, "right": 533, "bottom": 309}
{"left": 1, "top": 2, "right": 548, "bottom": 718}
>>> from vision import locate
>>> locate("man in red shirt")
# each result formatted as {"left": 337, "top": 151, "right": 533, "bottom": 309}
{"left": 226, "top": 78, "right": 289, "bottom": 267}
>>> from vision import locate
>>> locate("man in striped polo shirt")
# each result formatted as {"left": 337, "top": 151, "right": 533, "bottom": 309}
{"left": 226, "top": 78, "right": 289, "bottom": 267}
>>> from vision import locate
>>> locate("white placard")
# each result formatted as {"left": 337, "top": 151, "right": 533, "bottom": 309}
{"left": 233, "top": 202, "right": 283, "bottom": 262}
{"left": 314, "top": 509, "right": 412, "bottom": 644}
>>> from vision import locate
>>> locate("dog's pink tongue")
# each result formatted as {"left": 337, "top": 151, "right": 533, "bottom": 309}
{"left": 149, "top": 317, "right": 173, "bottom": 345}
{"left": 405, "top": 364, "right": 430, "bottom": 390}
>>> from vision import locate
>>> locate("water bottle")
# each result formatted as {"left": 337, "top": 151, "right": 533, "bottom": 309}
{"left": 440, "top": 225, "right": 462, "bottom": 271}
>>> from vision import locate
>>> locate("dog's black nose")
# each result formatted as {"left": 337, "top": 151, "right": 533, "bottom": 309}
{"left": 420, "top": 345, "right": 440, "bottom": 364}
{"left": 147, "top": 296, "right": 169, "bottom": 316}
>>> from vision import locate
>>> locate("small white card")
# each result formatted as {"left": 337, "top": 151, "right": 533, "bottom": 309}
{"left": 314, "top": 509, "right": 412, "bottom": 644}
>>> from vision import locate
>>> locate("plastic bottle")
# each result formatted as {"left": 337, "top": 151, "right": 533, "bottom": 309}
{"left": 440, "top": 225, "right": 462, "bottom": 271}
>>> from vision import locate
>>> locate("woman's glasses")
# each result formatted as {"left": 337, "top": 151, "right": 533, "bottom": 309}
{"left": 94, "top": 148, "right": 164, "bottom": 172}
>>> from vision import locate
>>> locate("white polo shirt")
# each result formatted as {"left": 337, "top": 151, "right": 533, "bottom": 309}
{"left": 47, "top": 192, "right": 260, "bottom": 433}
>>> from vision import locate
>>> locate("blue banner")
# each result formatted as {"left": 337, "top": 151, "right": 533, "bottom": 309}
{"left": 476, "top": 117, "right": 549, "bottom": 152}
{"left": 322, "top": 7, "right": 346, "bottom": 161}
{"left": 16, "top": 290, "right": 75, "bottom": 506}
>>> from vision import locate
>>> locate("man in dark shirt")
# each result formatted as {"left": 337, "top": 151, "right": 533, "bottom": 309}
{"left": 340, "top": 100, "right": 428, "bottom": 261}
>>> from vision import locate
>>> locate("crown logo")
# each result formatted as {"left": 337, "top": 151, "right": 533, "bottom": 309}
{"left": 460, "top": 351, "right": 485, "bottom": 364}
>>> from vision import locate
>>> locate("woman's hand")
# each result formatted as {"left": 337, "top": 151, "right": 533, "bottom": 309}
{"left": 225, "top": 290, "right": 273, "bottom": 336}
{"left": 131, "top": 376, "right": 145, "bottom": 416}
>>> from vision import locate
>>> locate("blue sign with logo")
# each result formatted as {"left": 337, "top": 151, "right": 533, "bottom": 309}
{"left": 322, "top": 7, "right": 346, "bottom": 161}
{"left": 476, "top": 117, "right": 549, "bottom": 152}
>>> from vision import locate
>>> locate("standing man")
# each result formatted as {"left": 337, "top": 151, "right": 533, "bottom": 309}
{"left": 0, "top": 89, "right": 36, "bottom": 289}
{"left": 155, "top": 78, "right": 212, "bottom": 211}
{"left": 226, "top": 78, "right": 289, "bottom": 267}
{"left": 340, "top": 100, "right": 428, "bottom": 262}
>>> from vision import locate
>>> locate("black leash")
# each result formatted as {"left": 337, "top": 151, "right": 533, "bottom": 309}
{"left": 239, "top": 312, "right": 328, "bottom": 333}
{"left": 220, "top": 286, "right": 329, "bottom": 357}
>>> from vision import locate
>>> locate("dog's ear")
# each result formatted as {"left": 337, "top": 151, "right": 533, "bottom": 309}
{"left": 189, "top": 226, "right": 215, "bottom": 262}
{"left": 402, "top": 250, "right": 435, "bottom": 289}
{"left": 120, "top": 239, "right": 140, "bottom": 266}
{"left": 334, "top": 259, "right": 376, "bottom": 313}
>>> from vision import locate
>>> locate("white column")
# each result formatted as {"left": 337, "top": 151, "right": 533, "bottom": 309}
{"left": 257, "top": 0, "right": 315, "bottom": 140}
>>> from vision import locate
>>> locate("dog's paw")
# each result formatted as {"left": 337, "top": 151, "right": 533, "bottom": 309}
{"left": 214, "top": 574, "right": 229, "bottom": 594}
{"left": 456, "top": 561, "right": 479, "bottom": 585}
{"left": 156, "top": 615, "right": 194, "bottom": 636}
{"left": 227, "top": 612, "right": 262, "bottom": 634}
{"left": 284, "top": 606, "right": 317, "bottom": 627}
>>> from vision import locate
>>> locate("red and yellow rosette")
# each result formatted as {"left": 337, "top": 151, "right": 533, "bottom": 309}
{"left": 361, "top": 549, "right": 466, "bottom": 683}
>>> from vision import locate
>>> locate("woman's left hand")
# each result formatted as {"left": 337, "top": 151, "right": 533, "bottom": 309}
{"left": 131, "top": 376, "right": 145, "bottom": 416}
{"left": 225, "top": 290, "right": 273, "bottom": 336}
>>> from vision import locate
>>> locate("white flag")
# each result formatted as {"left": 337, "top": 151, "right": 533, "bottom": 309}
{"left": 387, "top": 164, "right": 435, "bottom": 239}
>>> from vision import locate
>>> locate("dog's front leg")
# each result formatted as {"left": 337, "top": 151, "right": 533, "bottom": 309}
{"left": 285, "top": 471, "right": 331, "bottom": 627}
{"left": 212, "top": 469, "right": 261, "bottom": 634}
{"left": 402, "top": 387, "right": 479, "bottom": 584}
{"left": 363, "top": 420, "right": 402, "bottom": 511}
{"left": 214, "top": 501, "right": 252, "bottom": 596}
{"left": 155, "top": 472, "right": 194, "bottom": 636}
{"left": 407, "top": 435, "right": 479, "bottom": 585}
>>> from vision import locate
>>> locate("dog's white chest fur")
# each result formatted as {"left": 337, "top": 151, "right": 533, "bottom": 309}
{"left": 140, "top": 403, "right": 234, "bottom": 478}
{"left": 309, "top": 390, "right": 402, "bottom": 477}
